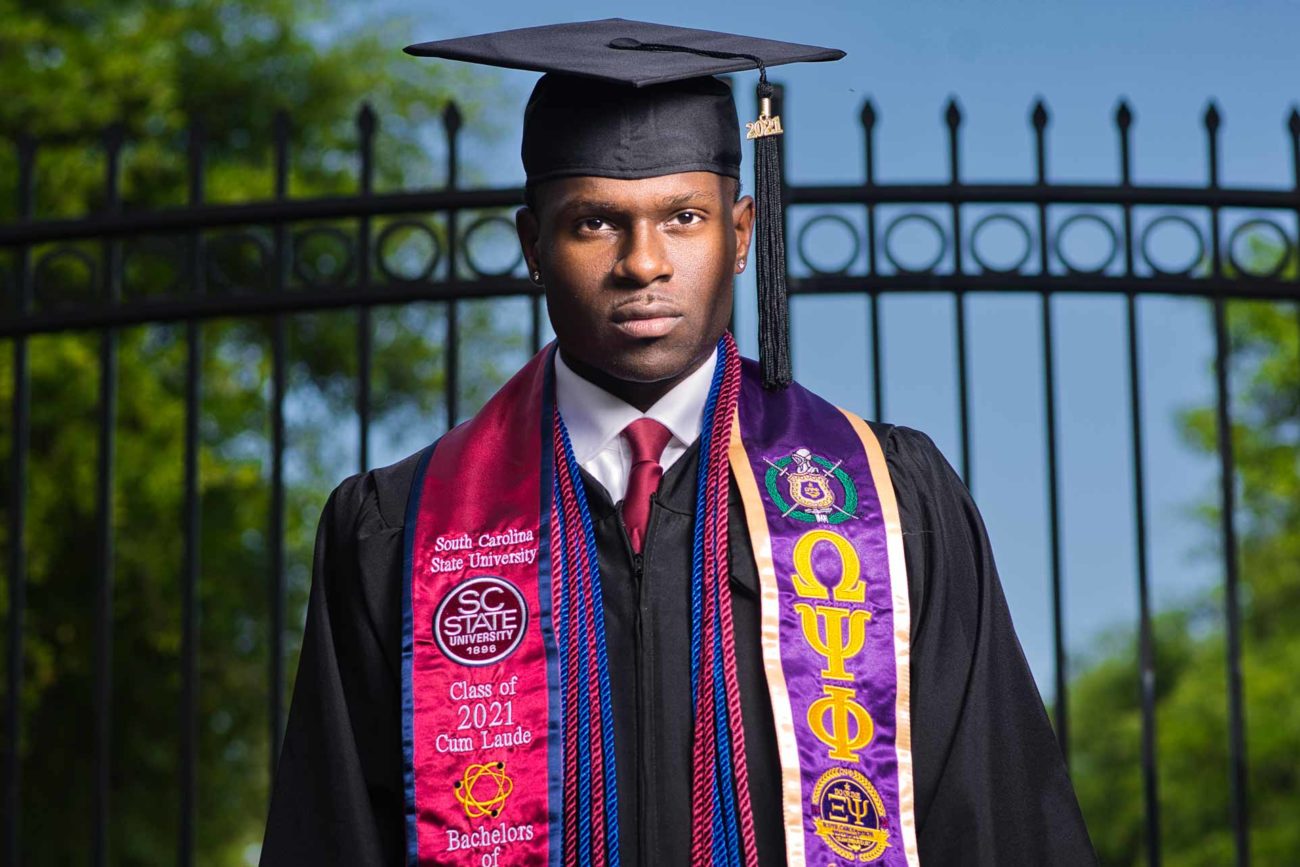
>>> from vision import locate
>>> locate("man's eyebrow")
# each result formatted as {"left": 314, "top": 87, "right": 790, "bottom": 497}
{"left": 554, "top": 189, "right": 719, "bottom": 215}
{"left": 660, "top": 189, "right": 717, "bottom": 209}
{"left": 554, "top": 197, "right": 622, "bottom": 215}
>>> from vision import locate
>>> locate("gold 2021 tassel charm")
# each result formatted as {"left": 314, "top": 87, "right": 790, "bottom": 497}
{"left": 746, "top": 95, "right": 784, "bottom": 139}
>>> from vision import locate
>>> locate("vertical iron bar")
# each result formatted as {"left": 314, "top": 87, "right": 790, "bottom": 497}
{"left": 1288, "top": 109, "right": 1300, "bottom": 422}
{"left": 268, "top": 110, "right": 289, "bottom": 782}
{"left": 356, "top": 105, "right": 375, "bottom": 474}
{"left": 945, "top": 100, "right": 973, "bottom": 487}
{"left": 1032, "top": 100, "right": 1070, "bottom": 768}
{"left": 530, "top": 295, "right": 543, "bottom": 356}
{"left": 1214, "top": 294, "right": 1247, "bottom": 867}
{"left": 444, "top": 103, "right": 462, "bottom": 430}
{"left": 357, "top": 312, "right": 372, "bottom": 473}
{"left": 862, "top": 100, "right": 884, "bottom": 422}
{"left": 4, "top": 133, "right": 35, "bottom": 867}
{"left": 1127, "top": 292, "right": 1160, "bottom": 867}
{"left": 1204, "top": 102, "right": 1250, "bottom": 867}
{"left": 93, "top": 123, "right": 124, "bottom": 867}
{"left": 1117, "top": 99, "right": 1162, "bottom": 867}
{"left": 178, "top": 119, "right": 205, "bottom": 867}
{"left": 868, "top": 294, "right": 883, "bottom": 422}
{"left": 269, "top": 322, "right": 285, "bottom": 775}
{"left": 1117, "top": 103, "right": 1136, "bottom": 277}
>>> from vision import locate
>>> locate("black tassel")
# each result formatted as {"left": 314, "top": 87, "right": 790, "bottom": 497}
{"left": 751, "top": 80, "right": 791, "bottom": 389}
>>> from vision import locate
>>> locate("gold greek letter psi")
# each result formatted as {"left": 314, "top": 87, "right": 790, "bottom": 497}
{"left": 795, "top": 604, "right": 871, "bottom": 681}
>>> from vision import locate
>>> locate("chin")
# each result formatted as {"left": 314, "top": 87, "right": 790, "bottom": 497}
{"left": 599, "top": 338, "right": 707, "bottom": 384}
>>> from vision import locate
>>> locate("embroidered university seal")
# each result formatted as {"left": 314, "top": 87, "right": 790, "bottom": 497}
{"left": 433, "top": 575, "right": 528, "bottom": 666}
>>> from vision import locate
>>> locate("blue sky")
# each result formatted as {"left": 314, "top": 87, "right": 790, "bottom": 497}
{"left": 356, "top": 0, "right": 1300, "bottom": 699}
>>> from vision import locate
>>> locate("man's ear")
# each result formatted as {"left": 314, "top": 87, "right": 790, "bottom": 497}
{"left": 732, "top": 194, "right": 755, "bottom": 268}
{"left": 515, "top": 206, "right": 541, "bottom": 276}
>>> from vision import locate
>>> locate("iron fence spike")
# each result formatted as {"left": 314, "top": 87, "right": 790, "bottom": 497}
{"left": 1115, "top": 100, "right": 1134, "bottom": 129}
{"left": 443, "top": 101, "right": 463, "bottom": 133}
{"left": 859, "top": 99, "right": 877, "bottom": 129}
{"left": 358, "top": 103, "right": 377, "bottom": 134}
{"left": 944, "top": 97, "right": 963, "bottom": 128}
{"left": 1204, "top": 101, "right": 1222, "bottom": 131}
{"left": 1031, "top": 99, "right": 1050, "bottom": 130}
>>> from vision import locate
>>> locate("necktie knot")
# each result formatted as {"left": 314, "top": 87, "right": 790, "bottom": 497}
{"left": 620, "top": 418, "right": 673, "bottom": 554}
{"left": 623, "top": 417, "right": 673, "bottom": 466}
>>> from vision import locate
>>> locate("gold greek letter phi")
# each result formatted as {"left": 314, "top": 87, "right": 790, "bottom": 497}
{"left": 807, "top": 685, "right": 875, "bottom": 762}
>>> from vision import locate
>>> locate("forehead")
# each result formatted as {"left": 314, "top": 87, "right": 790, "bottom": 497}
{"left": 536, "top": 171, "right": 732, "bottom": 215}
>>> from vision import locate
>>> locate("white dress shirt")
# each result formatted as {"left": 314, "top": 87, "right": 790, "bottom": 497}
{"left": 553, "top": 348, "right": 717, "bottom": 504}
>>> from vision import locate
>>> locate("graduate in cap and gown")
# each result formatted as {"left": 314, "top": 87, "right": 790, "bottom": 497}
{"left": 261, "top": 19, "right": 1097, "bottom": 867}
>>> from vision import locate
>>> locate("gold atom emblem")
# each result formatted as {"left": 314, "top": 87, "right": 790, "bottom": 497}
{"left": 454, "top": 760, "right": 514, "bottom": 819}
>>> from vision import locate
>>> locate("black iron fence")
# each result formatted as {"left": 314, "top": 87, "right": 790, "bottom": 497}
{"left": 3, "top": 88, "right": 1299, "bottom": 866}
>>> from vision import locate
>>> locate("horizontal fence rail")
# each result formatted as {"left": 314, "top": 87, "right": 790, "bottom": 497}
{"left": 4, "top": 88, "right": 1299, "bottom": 867}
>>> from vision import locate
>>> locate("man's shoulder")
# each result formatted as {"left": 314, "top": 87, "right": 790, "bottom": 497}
{"left": 326, "top": 445, "right": 431, "bottom": 533}
{"left": 837, "top": 416, "right": 949, "bottom": 470}
{"left": 833, "top": 417, "right": 966, "bottom": 510}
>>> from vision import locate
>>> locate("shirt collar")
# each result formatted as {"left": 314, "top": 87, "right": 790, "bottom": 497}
{"left": 553, "top": 346, "right": 718, "bottom": 464}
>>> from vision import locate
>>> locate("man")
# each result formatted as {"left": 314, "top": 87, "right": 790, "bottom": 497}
{"left": 262, "top": 20, "right": 1096, "bottom": 867}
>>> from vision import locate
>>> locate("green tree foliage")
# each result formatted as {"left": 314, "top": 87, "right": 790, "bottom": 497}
{"left": 0, "top": 0, "right": 525, "bottom": 862}
{"left": 1070, "top": 281, "right": 1299, "bottom": 864}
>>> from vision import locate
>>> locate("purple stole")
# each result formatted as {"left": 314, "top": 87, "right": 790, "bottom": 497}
{"left": 401, "top": 339, "right": 920, "bottom": 866}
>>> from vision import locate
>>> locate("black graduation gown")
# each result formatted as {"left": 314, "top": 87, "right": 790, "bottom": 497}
{"left": 260, "top": 422, "right": 1097, "bottom": 866}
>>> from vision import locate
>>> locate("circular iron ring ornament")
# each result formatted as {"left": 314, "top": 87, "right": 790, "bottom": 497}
{"left": 1226, "top": 218, "right": 1291, "bottom": 280}
{"left": 796, "top": 213, "right": 861, "bottom": 276}
{"left": 376, "top": 219, "right": 443, "bottom": 283}
{"left": 970, "top": 212, "right": 1033, "bottom": 275}
{"left": 33, "top": 247, "right": 98, "bottom": 307}
{"left": 462, "top": 215, "right": 525, "bottom": 278}
{"left": 1052, "top": 213, "right": 1120, "bottom": 276}
{"left": 122, "top": 237, "right": 185, "bottom": 298}
{"left": 883, "top": 213, "right": 947, "bottom": 275}
{"left": 292, "top": 227, "right": 356, "bottom": 289}
{"left": 205, "top": 231, "right": 273, "bottom": 293}
{"left": 1140, "top": 214, "right": 1206, "bottom": 278}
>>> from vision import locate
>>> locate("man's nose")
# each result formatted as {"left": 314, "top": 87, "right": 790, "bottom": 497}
{"left": 613, "top": 221, "right": 673, "bottom": 286}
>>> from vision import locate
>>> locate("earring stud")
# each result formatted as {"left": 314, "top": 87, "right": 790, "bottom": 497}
{"left": 530, "top": 270, "right": 543, "bottom": 285}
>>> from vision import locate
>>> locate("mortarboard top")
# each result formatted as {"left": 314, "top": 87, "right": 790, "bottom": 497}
{"left": 403, "top": 19, "right": 844, "bottom": 88}
{"left": 404, "top": 19, "right": 847, "bottom": 389}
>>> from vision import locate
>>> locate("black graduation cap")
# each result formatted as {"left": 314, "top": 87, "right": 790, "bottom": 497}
{"left": 405, "top": 19, "right": 846, "bottom": 389}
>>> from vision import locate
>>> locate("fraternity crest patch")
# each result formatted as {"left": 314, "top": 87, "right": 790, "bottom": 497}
{"left": 811, "top": 767, "right": 890, "bottom": 862}
{"left": 763, "top": 447, "right": 859, "bottom": 524}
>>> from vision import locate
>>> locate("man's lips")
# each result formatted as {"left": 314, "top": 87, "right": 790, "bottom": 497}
{"left": 610, "top": 302, "right": 684, "bottom": 339}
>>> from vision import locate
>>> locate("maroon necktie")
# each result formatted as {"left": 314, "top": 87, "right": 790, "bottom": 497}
{"left": 620, "top": 418, "right": 673, "bottom": 554}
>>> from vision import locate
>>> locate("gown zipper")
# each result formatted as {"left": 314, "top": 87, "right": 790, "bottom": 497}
{"left": 618, "top": 495, "right": 660, "bottom": 867}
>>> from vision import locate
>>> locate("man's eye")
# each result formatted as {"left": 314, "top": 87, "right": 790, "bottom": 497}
{"left": 579, "top": 217, "right": 609, "bottom": 232}
{"left": 674, "top": 211, "right": 702, "bottom": 225}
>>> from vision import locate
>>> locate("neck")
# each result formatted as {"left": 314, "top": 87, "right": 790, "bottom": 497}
{"left": 559, "top": 348, "right": 713, "bottom": 412}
